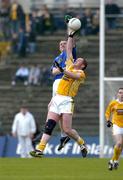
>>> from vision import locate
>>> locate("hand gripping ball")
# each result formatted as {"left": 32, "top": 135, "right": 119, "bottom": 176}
{"left": 68, "top": 18, "right": 81, "bottom": 31}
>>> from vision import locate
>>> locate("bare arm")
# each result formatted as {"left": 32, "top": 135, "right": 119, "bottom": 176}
{"left": 64, "top": 69, "right": 84, "bottom": 80}
{"left": 66, "top": 37, "right": 74, "bottom": 60}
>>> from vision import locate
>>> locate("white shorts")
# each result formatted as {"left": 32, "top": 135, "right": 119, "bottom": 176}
{"left": 112, "top": 124, "right": 123, "bottom": 135}
{"left": 49, "top": 95, "right": 74, "bottom": 115}
{"left": 52, "top": 79, "right": 61, "bottom": 97}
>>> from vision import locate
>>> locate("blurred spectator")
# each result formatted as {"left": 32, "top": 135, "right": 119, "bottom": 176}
{"left": 41, "top": 66, "right": 53, "bottom": 85}
{"left": 0, "top": 0, "right": 11, "bottom": 40}
{"left": 9, "top": 0, "right": 25, "bottom": 34}
{"left": 12, "top": 105, "right": 36, "bottom": 158}
{"left": 28, "top": 65, "right": 41, "bottom": 85}
{"left": 26, "top": 26, "right": 37, "bottom": 54}
{"left": 105, "top": 0, "right": 120, "bottom": 29}
{"left": 18, "top": 28, "right": 27, "bottom": 57}
{"left": 40, "top": 5, "right": 55, "bottom": 34}
{"left": 81, "top": 8, "right": 94, "bottom": 35}
{"left": 11, "top": 33, "right": 18, "bottom": 54}
{"left": 30, "top": 10, "right": 41, "bottom": 35}
{"left": 11, "top": 64, "right": 29, "bottom": 86}
{"left": 91, "top": 9, "right": 99, "bottom": 35}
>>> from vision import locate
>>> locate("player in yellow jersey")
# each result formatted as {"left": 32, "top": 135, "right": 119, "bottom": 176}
{"left": 105, "top": 88, "right": 123, "bottom": 170}
{"left": 30, "top": 23, "right": 88, "bottom": 158}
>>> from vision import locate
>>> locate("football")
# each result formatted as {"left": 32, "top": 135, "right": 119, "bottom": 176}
{"left": 68, "top": 18, "right": 81, "bottom": 31}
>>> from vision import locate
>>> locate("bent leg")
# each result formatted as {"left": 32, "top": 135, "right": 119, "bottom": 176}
{"left": 62, "top": 113, "right": 84, "bottom": 144}
{"left": 36, "top": 111, "right": 60, "bottom": 152}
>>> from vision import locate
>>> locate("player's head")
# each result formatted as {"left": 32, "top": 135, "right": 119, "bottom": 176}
{"left": 117, "top": 88, "right": 123, "bottom": 101}
{"left": 74, "top": 58, "right": 87, "bottom": 70}
{"left": 20, "top": 105, "right": 28, "bottom": 115}
{"left": 59, "top": 40, "right": 67, "bottom": 52}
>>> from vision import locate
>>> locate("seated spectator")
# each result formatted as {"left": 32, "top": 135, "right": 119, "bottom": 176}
{"left": 105, "top": 0, "right": 120, "bottom": 29}
{"left": 11, "top": 64, "right": 29, "bottom": 86}
{"left": 28, "top": 65, "right": 40, "bottom": 85}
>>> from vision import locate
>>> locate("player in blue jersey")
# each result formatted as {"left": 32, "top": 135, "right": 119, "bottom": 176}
{"left": 32, "top": 15, "right": 76, "bottom": 151}
{"left": 50, "top": 39, "right": 77, "bottom": 151}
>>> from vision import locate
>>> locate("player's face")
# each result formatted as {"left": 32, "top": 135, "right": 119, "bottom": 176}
{"left": 74, "top": 58, "right": 84, "bottom": 69}
{"left": 21, "top": 108, "right": 27, "bottom": 115}
{"left": 59, "top": 41, "right": 67, "bottom": 52}
{"left": 117, "top": 89, "right": 123, "bottom": 102}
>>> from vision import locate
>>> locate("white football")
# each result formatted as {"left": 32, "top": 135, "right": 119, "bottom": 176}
{"left": 68, "top": 18, "right": 81, "bottom": 31}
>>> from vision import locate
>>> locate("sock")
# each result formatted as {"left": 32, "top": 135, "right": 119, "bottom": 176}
{"left": 77, "top": 137, "right": 85, "bottom": 146}
{"left": 36, "top": 141, "right": 46, "bottom": 152}
{"left": 112, "top": 145, "right": 122, "bottom": 161}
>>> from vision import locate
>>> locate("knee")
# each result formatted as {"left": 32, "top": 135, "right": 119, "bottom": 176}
{"left": 44, "top": 119, "right": 56, "bottom": 135}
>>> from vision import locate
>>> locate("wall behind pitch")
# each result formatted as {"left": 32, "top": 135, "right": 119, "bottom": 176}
{"left": 0, "top": 135, "right": 114, "bottom": 158}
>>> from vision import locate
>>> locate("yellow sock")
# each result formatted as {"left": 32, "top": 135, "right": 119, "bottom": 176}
{"left": 112, "top": 146, "right": 122, "bottom": 161}
{"left": 36, "top": 141, "right": 46, "bottom": 152}
{"left": 77, "top": 137, "right": 85, "bottom": 146}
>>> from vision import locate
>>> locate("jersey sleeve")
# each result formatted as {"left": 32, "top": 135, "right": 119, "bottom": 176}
{"left": 105, "top": 101, "right": 114, "bottom": 121}
{"left": 65, "top": 57, "right": 74, "bottom": 68}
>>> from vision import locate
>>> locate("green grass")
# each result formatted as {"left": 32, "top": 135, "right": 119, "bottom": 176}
{"left": 0, "top": 158, "right": 123, "bottom": 180}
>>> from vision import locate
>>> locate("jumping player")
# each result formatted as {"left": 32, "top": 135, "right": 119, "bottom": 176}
{"left": 30, "top": 22, "right": 88, "bottom": 158}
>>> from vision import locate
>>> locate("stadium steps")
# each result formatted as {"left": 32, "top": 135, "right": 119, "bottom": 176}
{"left": 0, "top": 30, "right": 123, "bottom": 135}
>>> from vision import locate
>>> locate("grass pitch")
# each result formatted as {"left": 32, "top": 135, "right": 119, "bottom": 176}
{"left": 0, "top": 158, "right": 123, "bottom": 180}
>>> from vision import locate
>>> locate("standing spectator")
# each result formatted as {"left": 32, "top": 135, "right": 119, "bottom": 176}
{"left": 91, "top": 9, "right": 99, "bottom": 35}
{"left": 0, "top": 0, "right": 11, "bottom": 40}
{"left": 40, "top": 5, "right": 55, "bottom": 35}
{"left": 18, "top": 28, "right": 27, "bottom": 57}
{"left": 11, "top": 33, "right": 18, "bottom": 54}
{"left": 28, "top": 65, "right": 41, "bottom": 85}
{"left": 11, "top": 64, "right": 29, "bottom": 86}
{"left": 12, "top": 105, "right": 36, "bottom": 158}
{"left": 105, "top": 88, "right": 123, "bottom": 170}
{"left": 10, "top": 0, "right": 25, "bottom": 34}
{"left": 81, "top": 8, "right": 93, "bottom": 35}
{"left": 26, "top": 26, "right": 36, "bottom": 54}
{"left": 29, "top": 10, "right": 40, "bottom": 35}
{"left": 105, "top": 0, "right": 120, "bottom": 29}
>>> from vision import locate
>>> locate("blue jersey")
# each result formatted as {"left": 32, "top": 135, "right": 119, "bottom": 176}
{"left": 51, "top": 48, "right": 76, "bottom": 80}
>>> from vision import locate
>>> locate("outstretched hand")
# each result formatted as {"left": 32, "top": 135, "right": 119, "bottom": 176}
{"left": 107, "top": 120, "right": 113, "bottom": 128}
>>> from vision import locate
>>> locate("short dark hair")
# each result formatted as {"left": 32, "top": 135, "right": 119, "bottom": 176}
{"left": 21, "top": 105, "right": 28, "bottom": 109}
{"left": 118, "top": 88, "right": 123, "bottom": 91}
{"left": 82, "top": 59, "right": 88, "bottom": 70}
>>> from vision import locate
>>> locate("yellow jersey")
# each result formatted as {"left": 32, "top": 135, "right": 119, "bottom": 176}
{"left": 57, "top": 64, "right": 86, "bottom": 97}
{"left": 11, "top": 4, "right": 17, "bottom": 20}
{"left": 105, "top": 100, "right": 123, "bottom": 127}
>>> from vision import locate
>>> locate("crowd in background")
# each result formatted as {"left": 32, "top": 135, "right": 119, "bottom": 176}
{"left": 11, "top": 64, "right": 53, "bottom": 86}
{"left": 0, "top": 0, "right": 122, "bottom": 85}
{"left": 0, "top": 0, "right": 121, "bottom": 42}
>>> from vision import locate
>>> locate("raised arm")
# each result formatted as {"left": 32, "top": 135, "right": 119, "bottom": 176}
{"left": 66, "top": 36, "right": 74, "bottom": 60}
